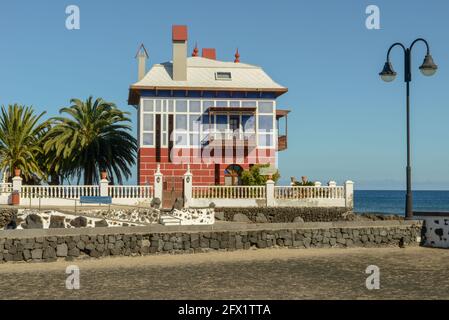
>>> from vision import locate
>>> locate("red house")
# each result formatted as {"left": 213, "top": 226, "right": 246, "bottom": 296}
{"left": 128, "top": 25, "right": 289, "bottom": 198}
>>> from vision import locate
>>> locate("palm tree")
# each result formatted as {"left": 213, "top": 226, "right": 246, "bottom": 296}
{"left": 44, "top": 96, "right": 137, "bottom": 185}
{"left": 0, "top": 104, "right": 49, "bottom": 183}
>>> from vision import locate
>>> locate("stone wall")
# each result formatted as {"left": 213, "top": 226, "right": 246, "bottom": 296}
{"left": 215, "top": 207, "right": 353, "bottom": 223}
{"left": 0, "top": 221, "right": 422, "bottom": 263}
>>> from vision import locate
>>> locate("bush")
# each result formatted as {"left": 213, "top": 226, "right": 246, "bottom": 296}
{"left": 241, "top": 164, "right": 280, "bottom": 186}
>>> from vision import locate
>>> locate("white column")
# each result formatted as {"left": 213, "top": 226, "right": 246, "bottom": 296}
{"left": 12, "top": 174, "right": 22, "bottom": 206}
{"left": 183, "top": 165, "right": 193, "bottom": 208}
{"left": 100, "top": 178, "right": 109, "bottom": 197}
{"left": 154, "top": 164, "right": 163, "bottom": 201}
{"left": 266, "top": 179, "right": 275, "bottom": 207}
{"left": 344, "top": 180, "right": 354, "bottom": 209}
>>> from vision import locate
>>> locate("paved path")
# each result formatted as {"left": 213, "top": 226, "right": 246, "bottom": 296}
{"left": 0, "top": 247, "right": 448, "bottom": 300}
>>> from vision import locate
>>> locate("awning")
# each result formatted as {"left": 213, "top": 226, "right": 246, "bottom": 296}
{"left": 276, "top": 109, "right": 290, "bottom": 119}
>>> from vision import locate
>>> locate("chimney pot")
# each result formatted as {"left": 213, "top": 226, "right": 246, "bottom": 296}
{"left": 202, "top": 48, "right": 216, "bottom": 60}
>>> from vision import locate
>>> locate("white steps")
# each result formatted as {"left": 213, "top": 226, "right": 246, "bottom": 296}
{"left": 160, "top": 214, "right": 181, "bottom": 226}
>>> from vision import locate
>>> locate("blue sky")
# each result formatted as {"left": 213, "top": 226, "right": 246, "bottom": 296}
{"left": 1, "top": 0, "right": 448, "bottom": 189}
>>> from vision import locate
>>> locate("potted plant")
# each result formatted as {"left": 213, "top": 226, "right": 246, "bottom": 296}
{"left": 14, "top": 168, "right": 21, "bottom": 177}
{"left": 100, "top": 171, "right": 107, "bottom": 180}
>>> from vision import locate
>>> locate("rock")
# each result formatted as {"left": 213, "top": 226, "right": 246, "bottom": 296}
{"left": 49, "top": 215, "right": 65, "bottom": 229}
{"left": 255, "top": 213, "right": 268, "bottom": 223}
{"left": 172, "top": 197, "right": 184, "bottom": 211}
{"left": 293, "top": 216, "right": 305, "bottom": 223}
{"left": 95, "top": 219, "right": 108, "bottom": 228}
{"left": 0, "top": 209, "right": 17, "bottom": 229}
{"left": 209, "top": 202, "right": 216, "bottom": 209}
{"left": 22, "top": 214, "right": 43, "bottom": 229}
{"left": 232, "top": 213, "right": 251, "bottom": 223}
{"left": 151, "top": 197, "right": 161, "bottom": 209}
{"left": 70, "top": 216, "right": 87, "bottom": 228}
{"left": 215, "top": 212, "right": 225, "bottom": 221}
{"left": 43, "top": 247, "right": 56, "bottom": 259}
{"left": 56, "top": 244, "right": 68, "bottom": 257}
{"left": 31, "top": 249, "right": 43, "bottom": 260}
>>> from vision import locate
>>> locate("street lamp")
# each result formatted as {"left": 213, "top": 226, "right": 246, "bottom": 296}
{"left": 379, "top": 38, "right": 438, "bottom": 220}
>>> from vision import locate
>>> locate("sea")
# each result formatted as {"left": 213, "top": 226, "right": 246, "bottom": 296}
{"left": 354, "top": 190, "right": 449, "bottom": 215}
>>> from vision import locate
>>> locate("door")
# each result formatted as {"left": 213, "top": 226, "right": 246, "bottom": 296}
{"left": 162, "top": 175, "right": 184, "bottom": 209}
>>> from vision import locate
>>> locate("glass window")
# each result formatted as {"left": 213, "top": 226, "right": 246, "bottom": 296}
{"left": 189, "top": 100, "right": 201, "bottom": 113}
{"left": 258, "top": 101, "right": 274, "bottom": 113}
{"left": 143, "top": 133, "right": 153, "bottom": 145}
{"left": 175, "top": 133, "right": 188, "bottom": 146}
{"left": 163, "top": 114, "right": 167, "bottom": 131}
{"left": 230, "top": 101, "right": 240, "bottom": 107}
{"left": 189, "top": 114, "right": 201, "bottom": 132}
{"left": 176, "top": 100, "right": 188, "bottom": 112}
{"left": 168, "top": 100, "right": 174, "bottom": 112}
{"left": 176, "top": 114, "right": 187, "bottom": 130}
{"left": 216, "top": 100, "right": 228, "bottom": 107}
{"left": 143, "top": 114, "right": 153, "bottom": 131}
{"left": 258, "top": 134, "right": 273, "bottom": 147}
{"left": 155, "top": 100, "right": 162, "bottom": 112}
{"left": 143, "top": 100, "right": 153, "bottom": 112}
{"left": 216, "top": 115, "right": 227, "bottom": 132}
{"left": 242, "top": 115, "right": 255, "bottom": 131}
{"left": 202, "top": 100, "right": 214, "bottom": 112}
{"left": 242, "top": 101, "right": 256, "bottom": 107}
{"left": 202, "top": 115, "right": 213, "bottom": 131}
{"left": 259, "top": 115, "right": 274, "bottom": 131}
{"left": 162, "top": 100, "right": 167, "bottom": 113}
{"left": 190, "top": 133, "right": 200, "bottom": 146}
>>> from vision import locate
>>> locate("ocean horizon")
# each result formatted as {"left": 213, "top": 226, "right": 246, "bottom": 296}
{"left": 354, "top": 190, "right": 449, "bottom": 215}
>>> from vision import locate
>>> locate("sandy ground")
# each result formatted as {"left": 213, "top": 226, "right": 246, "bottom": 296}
{"left": 0, "top": 247, "right": 448, "bottom": 299}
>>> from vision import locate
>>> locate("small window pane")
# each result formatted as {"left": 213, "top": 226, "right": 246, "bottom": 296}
{"left": 202, "top": 115, "right": 213, "bottom": 131}
{"left": 242, "top": 115, "right": 255, "bottom": 131}
{"left": 155, "top": 100, "right": 162, "bottom": 112}
{"left": 163, "top": 114, "right": 167, "bottom": 131}
{"left": 176, "top": 114, "right": 187, "bottom": 130}
{"left": 189, "top": 100, "right": 201, "bottom": 113}
{"left": 258, "top": 101, "right": 274, "bottom": 113}
{"left": 202, "top": 100, "right": 214, "bottom": 112}
{"left": 258, "top": 134, "right": 273, "bottom": 147}
{"left": 216, "top": 115, "right": 227, "bottom": 132}
{"left": 230, "top": 101, "right": 240, "bottom": 107}
{"left": 190, "top": 133, "right": 200, "bottom": 146}
{"left": 216, "top": 101, "right": 228, "bottom": 107}
{"left": 143, "top": 100, "right": 153, "bottom": 112}
{"left": 168, "top": 100, "right": 174, "bottom": 112}
{"left": 176, "top": 100, "right": 188, "bottom": 112}
{"left": 143, "top": 114, "right": 153, "bottom": 131}
{"left": 259, "top": 115, "right": 273, "bottom": 131}
{"left": 189, "top": 114, "right": 201, "bottom": 132}
{"left": 143, "top": 133, "right": 153, "bottom": 145}
{"left": 175, "top": 133, "right": 188, "bottom": 146}
{"left": 242, "top": 101, "right": 256, "bottom": 107}
{"left": 162, "top": 100, "right": 167, "bottom": 112}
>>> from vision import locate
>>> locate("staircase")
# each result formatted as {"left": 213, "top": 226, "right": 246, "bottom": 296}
{"left": 159, "top": 214, "right": 182, "bottom": 226}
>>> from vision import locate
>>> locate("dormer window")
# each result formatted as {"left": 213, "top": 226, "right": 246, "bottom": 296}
{"left": 215, "top": 72, "right": 232, "bottom": 81}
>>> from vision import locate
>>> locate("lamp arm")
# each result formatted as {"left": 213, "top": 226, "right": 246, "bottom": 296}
{"left": 386, "top": 42, "right": 406, "bottom": 62}
{"left": 410, "top": 38, "right": 430, "bottom": 55}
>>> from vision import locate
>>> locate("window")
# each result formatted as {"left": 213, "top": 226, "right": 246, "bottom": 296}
{"left": 189, "top": 100, "right": 201, "bottom": 113}
{"left": 258, "top": 134, "right": 273, "bottom": 147}
{"left": 216, "top": 100, "right": 228, "bottom": 107}
{"left": 189, "top": 114, "right": 201, "bottom": 131}
{"left": 216, "top": 115, "right": 227, "bottom": 132}
{"left": 143, "top": 100, "right": 154, "bottom": 112}
{"left": 230, "top": 101, "right": 240, "bottom": 107}
{"left": 143, "top": 114, "right": 153, "bottom": 131}
{"left": 155, "top": 100, "right": 162, "bottom": 112}
{"left": 176, "top": 100, "right": 188, "bottom": 112}
{"left": 203, "top": 100, "right": 214, "bottom": 112}
{"left": 143, "top": 133, "right": 153, "bottom": 145}
{"left": 242, "top": 115, "right": 255, "bottom": 132}
{"left": 258, "top": 101, "right": 274, "bottom": 113}
{"left": 259, "top": 115, "right": 274, "bottom": 131}
{"left": 176, "top": 114, "right": 187, "bottom": 130}
{"left": 215, "top": 72, "right": 232, "bottom": 80}
{"left": 242, "top": 101, "right": 256, "bottom": 107}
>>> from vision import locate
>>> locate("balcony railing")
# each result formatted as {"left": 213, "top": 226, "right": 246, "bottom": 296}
{"left": 204, "top": 130, "right": 257, "bottom": 147}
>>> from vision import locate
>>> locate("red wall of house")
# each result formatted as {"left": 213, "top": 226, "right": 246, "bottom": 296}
{"left": 138, "top": 147, "right": 276, "bottom": 187}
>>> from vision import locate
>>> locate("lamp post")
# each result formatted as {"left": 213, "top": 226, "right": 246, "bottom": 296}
{"left": 379, "top": 38, "right": 438, "bottom": 220}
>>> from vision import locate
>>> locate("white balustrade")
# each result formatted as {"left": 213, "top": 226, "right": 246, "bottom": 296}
{"left": 0, "top": 183, "right": 12, "bottom": 194}
{"left": 21, "top": 185, "right": 99, "bottom": 199}
{"left": 193, "top": 185, "right": 266, "bottom": 199}
{"left": 274, "top": 186, "right": 345, "bottom": 200}
{"left": 108, "top": 185, "right": 153, "bottom": 199}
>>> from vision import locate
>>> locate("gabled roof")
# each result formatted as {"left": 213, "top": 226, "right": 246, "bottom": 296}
{"left": 128, "top": 57, "right": 287, "bottom": 104}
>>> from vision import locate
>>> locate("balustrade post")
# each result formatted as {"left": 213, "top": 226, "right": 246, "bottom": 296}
{"left": 12, "top": 172, "right": 23, "bottom": 206}
{"left": 154, "top": 164, "right": 163, "bottom": 201}
{"left": 183, "top": 165, "right": 193, "bottom": 208}
{"left": 266, "top": 179, "right": 275, "bottom": 207}
{"left": 100, "top": 174, "right": 109, "bottom": 197}
{"left": 344, "top": 180, "right": 354, "bottom": 209}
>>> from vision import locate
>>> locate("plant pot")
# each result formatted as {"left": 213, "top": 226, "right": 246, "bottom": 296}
{"left": 100, "top": 171, "right": 107, "bottom": 180}
{"left": 14, "top": 168, "right": 21, "bottom": 177}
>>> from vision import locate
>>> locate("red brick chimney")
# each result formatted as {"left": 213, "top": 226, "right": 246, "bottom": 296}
{"left": 202, "top": 48, "right": 216, "bottom": 60}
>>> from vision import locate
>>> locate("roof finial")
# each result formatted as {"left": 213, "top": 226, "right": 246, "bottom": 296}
{"left": 192, "top": 42, "right": 199, "bottom": 57}
{"left": 234, "top": 48, "right": 240, "bottom": 63}
{"left": 135, "top": 43, "right": 149, "bottom": 59}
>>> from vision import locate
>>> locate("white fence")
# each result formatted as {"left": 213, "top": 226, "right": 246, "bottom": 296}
{"left": 193, "top": 185, "right": 266, "bottom": 199}
{"left": 21, "top": 185, "right": 99, "bottom": 199}
{"left": 274, "top": 186, "right": 345, "bottom": 200}
{"left": 0, "top": 183, "right": 12, "bottom": 194}
{"left": 108, "top": 185, "right": 153, "bottom": 200}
